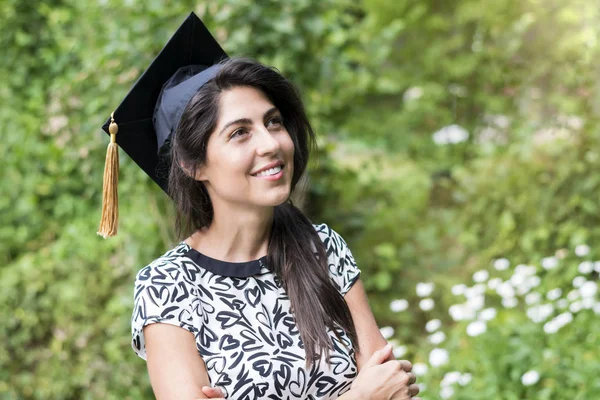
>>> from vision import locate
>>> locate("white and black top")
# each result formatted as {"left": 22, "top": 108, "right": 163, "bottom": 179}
{"left": 131, "top": 223, "right": 361, "bottom": 399}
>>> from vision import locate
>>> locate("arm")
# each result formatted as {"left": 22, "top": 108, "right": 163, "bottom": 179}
{"left": 144, "top": 323, "right": 212, "bottom": 400}
{"left": 343, "top": 278, "right": 392, "bottom": 371}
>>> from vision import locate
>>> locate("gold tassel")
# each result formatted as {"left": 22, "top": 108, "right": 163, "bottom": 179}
{"left": 97, "top": 112, "right": 119, "bottom": 238}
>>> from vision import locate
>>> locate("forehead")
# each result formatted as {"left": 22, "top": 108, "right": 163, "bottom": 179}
{"left": 217, "top": 86, "right": 275, "bottom": 122}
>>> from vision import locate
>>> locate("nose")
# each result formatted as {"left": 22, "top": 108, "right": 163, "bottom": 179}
{"left": 255, "top": 126, "right": 280, "bottom": 156}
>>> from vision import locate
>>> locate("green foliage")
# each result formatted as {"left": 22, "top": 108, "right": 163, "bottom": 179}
{"left": 1, "top": 0, "right": 599, "bottom": 399}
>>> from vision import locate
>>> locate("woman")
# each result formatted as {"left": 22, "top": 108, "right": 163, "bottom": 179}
{"left": 100, "top": 13, "right": 420, "bottom": 400}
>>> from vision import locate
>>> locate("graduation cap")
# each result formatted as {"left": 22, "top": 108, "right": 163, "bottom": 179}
{"left": 97, "top": 12, "right": 228, "bottom": 238}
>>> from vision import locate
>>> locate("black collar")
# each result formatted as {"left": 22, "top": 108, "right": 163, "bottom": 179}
{"left": 183, "top": 245, "right": 268, "bottom": 278}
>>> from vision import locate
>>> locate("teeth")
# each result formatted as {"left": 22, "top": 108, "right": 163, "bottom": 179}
{"left": 254, "top": 165, "right": 282, "bottom": 177}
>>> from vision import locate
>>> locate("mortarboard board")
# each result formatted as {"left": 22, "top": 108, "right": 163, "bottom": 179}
{"left": 97, "top": 12, "right": 228, "bottom": 238}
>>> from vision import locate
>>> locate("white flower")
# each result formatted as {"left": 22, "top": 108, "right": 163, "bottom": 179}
{"left": 380, "top": 326, "right": 394, "bottom": 339}
{"left": 582, "top": 297, "right": 595, "bottom": 309}
{"left": 516, "top": 284, "right": 531, "bottom": 297}
{"left": 419, "top": 298, "right": 435, "bottom": 311}
{"left": 593, "top": 302, "right": 600, "bottom": 315}
{"left": 449, "top": 304, "right": 464, "bottom": 321}
{"left": 564, "top": 115, "right": 584, "bottom": 130}
{"left": 458, "top": 373, "right": 472, "bottom": 386}
{"left": 473, "top": 270, "right": 489, "bottom": 283}
{"left": 526, "top": 303, "right": 554, "bottom": 323}
{"left": 425, "top": 319, "right": 442, "bottom": 333}
{"left": 569, "top": 301, "right": 582, "bottom": 313}
{"left": 541, "top": 257, "right": 558, "bottom": 270}
{"left": 479, "top": 307, "right": 497, "bottom": 321}
{"left": 432, "top": 124, "right": 469, "bottom": 145}
{"left": 525, "top": 292, "right": 542, "bottom": 305}
{"left": 555, "top": 312, "right": 573, "bottom": 327}
{"left": 543, "top": 320, "right": 558, "bottom": 334}
{"left": 497, "top": 282, "right": 515, "bottom": 298}
{"left": 442, "top": 371, "right": 461, "bottom": 386}
{"left": 578, "top": 261, "right": 594, "bottom": 274}
{"left": 567, "top": 289, "right": 580, "bottom": 301}
{"left": 390, "top": 299, "right": 409, "bottom": 312}
{"left": 466, "top": 295, "right": 485, "bottom": 312}
{"left": 521, "top": 370, "right": 540, "bottom": 386}
{"left": 594, "top": 261, "right": 600, "bottom": 273}
{"left": 466, "top": 320, "right": 487, "bottom": 337}
{"left": 515, "top": 264, "right": 536, "bottom": 277}
{"left": 575, "top": 244, "right": 590, "bottom": 257}
{"left": 440, "top": 386, "right": 454, "bottom": 399}
{"left": 416, "top": 282, "right": 435, "bottom": 297}
{"left": 413, "top": 363, "right": 428, "bottom": 376}
{"left": 527, "top": 276, "right": 541, "bottom": 289}
{"left": 429, "top": 348, "right": 449, "bottom": 367}
{"left": 546, "top": 288, "right": 562, "bottom": 301}
{"left": 493, "top": 258, "right": 510, "bottom": 271}
{"left": 449, "top": 304, "right": 476, "bottom": 321}
{"left": 403, "top": 86, "right": 424, "bottom": 102}
{"left": 579, "top": 281, "right": 597, "bottom": 298}
{"left": 555, "top": 249, "right": 568, "bottom": 259}
{"left": 489, "top": 114, "right": 511, "bottom": 129}
{"left": 393, "top": 345, "right": 407, "bottom": 358}
{"left": 487, "top": 277, "right": 502, "bottom": 290}
{"left": 556, "top": 299, "right": 568, "bottom": 309}
{"left": 544, "top": 312, "right": 573, "bottom": 333}
{"left": 510, "top": 273, "right": 526, "bottom": 287}
{"left": 428, "top": 331, "right": 446, "bottom": 345}
{"left": 451, "top": 283, "right": 467, "bottom": 296}
{"left": 573, "top": 276, "right": 586, "bottom": 288}
{"left": 473, "top": 283, "right": 487, "bottom": 295}
{"left": 502, "top": 297, "right": 518, "bottom": 308}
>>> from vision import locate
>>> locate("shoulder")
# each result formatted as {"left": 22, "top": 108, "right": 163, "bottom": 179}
{"left": 312, "top": 223, "right": 361, "bottom": 295}
{"left": 134, "top": 242, "right": 193, "bottom": 287}
{"left": 312, "top": 222, "right": 343, "bottom": 242}
{"left": 312, "top": 222, "right": 351, "bottom": 255}
{"left": 131, "top": 243, "right": 202, "bottom": 360}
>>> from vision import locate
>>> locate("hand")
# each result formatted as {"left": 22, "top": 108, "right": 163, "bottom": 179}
{"left": 385, "top": 344, "right": 420, "bottom": 400}
{"left": 351, "top": 344, "right": 420, "bottom": 400}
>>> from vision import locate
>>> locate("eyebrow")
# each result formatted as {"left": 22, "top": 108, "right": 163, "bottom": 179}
{"left": 219, "top": 107, "right": 280, "bottom": 136}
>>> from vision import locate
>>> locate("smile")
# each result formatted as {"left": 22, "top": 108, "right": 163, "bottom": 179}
{"left": 252, "top": 165, "right": 284, "bottom": 180}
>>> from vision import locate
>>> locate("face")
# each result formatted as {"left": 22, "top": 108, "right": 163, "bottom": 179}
{"left": 195, "top": 86, "right": 295, "bottom": 210}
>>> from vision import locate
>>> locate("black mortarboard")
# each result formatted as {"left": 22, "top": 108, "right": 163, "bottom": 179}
{"left": 97, "top": 12, "right": 228, "bottom": 238}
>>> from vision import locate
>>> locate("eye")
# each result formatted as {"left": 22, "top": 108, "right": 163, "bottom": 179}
{"left": 230, "top": 128, "right": 248, "bottom": 139}
{"left": 266, "top": 116, "right": 283, "bottom": 128}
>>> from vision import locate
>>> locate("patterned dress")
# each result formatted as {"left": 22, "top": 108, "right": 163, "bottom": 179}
{"left": 131, "top": 223, "right": 362, "bottom": 399}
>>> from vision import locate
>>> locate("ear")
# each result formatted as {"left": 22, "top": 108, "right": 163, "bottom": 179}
{"left": 179, "top": 162, "right": 208, "bottom": 182}
{"left": 194, "top": 164, "right": 208, "bottom": 182}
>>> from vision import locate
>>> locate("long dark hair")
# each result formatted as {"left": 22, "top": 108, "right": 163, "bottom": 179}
{"left": 167, "top": 58, "right": 358, "bottom": 368}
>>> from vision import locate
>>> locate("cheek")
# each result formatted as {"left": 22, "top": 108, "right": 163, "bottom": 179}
{"left": 208, "top": 147, "right": 250, "bottom": 180}
{"left": 283, "top": 132, "right": 295, "bottom": 158}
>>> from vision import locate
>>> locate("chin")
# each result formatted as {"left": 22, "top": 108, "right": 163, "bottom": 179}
{"left": 261, "top": 187, "right": 292, "bottom": 207}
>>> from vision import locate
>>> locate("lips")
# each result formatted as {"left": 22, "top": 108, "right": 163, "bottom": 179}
{"left": 251, "top": 161, "right": 284, "bottom": 176}
{"left": 252, "top": 164, "right": 284, "bottom": 178}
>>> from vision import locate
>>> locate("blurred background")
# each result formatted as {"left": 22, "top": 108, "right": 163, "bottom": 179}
{"left": 1, "top": 0, "right": 599, "bottom": 398}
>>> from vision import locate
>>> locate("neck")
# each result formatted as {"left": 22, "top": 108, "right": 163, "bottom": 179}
{"left": 187, "top": 202, "right": 274, "bottom": 262}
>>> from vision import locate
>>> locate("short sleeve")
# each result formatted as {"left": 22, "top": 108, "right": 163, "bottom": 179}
{"left": 131, "top": 259, "right": 202, "bottom": 360}
{"left": 316, "top": 224, "right": 362, "bottom": 296}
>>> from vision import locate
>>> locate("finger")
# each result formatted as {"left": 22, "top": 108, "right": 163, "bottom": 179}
{"left": 201, "top": 386, "right": 225, "bottom": 398}
{"left": 399, "top": 359, "right": 412, "bottom": 372}
{"left": 363, "top": 343, "right": 392, "bottom": 369}
{"left": 408, "top": 383, "right": 420, "bottom": 397}
{"left": 407, "top": 372, "right": 416, "bottom": 385}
